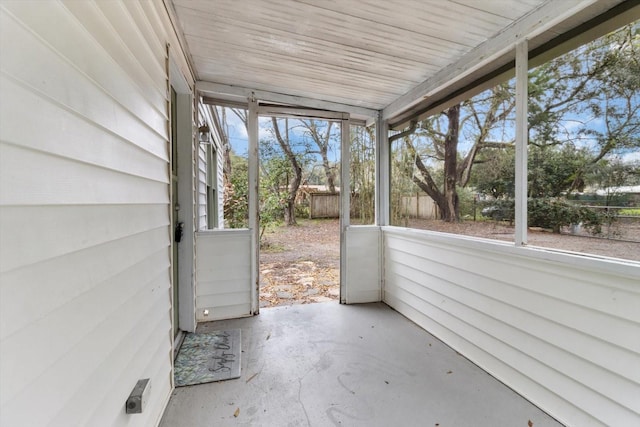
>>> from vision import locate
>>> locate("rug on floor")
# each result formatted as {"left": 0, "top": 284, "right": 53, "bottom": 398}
{"left": 174, "top": 329, "right": 241, "bottom": 387}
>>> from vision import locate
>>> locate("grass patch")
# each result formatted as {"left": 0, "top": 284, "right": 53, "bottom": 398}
{"left": 619, "top": 208, "right": 640, "bottom": 216}
{"left": 260, "top": 240, "right": 286, "bottom": 252}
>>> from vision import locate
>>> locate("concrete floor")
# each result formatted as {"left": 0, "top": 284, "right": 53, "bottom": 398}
{"left": 161, "top": 302, "right": 562, "bottom": 427}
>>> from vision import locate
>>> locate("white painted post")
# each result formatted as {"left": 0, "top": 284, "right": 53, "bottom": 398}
{"left": 376, "top": 112, "right": 389, "bottom": 226}
{"left": 515, "top": 40, "right": 528, "bottom": 246}
{"left": 340, "top": 116, "right": 351, "bottom": 303}
{"left": 248, "top": 96, "right": 259, "bottom": 313}
{"left": 375, "top": 112, "right": 389, "bottom": 300}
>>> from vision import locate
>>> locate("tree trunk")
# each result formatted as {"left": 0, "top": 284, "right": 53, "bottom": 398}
{"left": 408, "top": 106, "right": 461, "bottom": 222}
{"left": 322, "top": 151, "right": 336, "bottom": 193}
{"left": 442, "top": 105, "right": 460, "bottom": 222}
{"left": 322, "top": 122, "right": 336, "bottom": 193}
{"left": 272, "top": 117, "right": 302, "bottom": 225}
{"left": 219, "top": 107, "right": 233, "bottom": 181}
{"left": 284, "top": 164, "right": 302, "bottom": 225}
{"left": 405, "top": 138, "right": 446, "bottom": 219}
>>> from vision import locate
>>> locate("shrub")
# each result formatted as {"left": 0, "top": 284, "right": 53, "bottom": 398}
{"left": 295, "top": 201, "right": 310, "bottom": 219}
{"left": 481, "top": 198, "right": 605, "bottom": 234}
{"left": 528, "top": 198, "right": 603, "bottom": 234}
{"left": 480, "top": 199, "right": 515, "bottom": 222}
{"left": 457, "top": 188, "right": 477, "bottom": 219}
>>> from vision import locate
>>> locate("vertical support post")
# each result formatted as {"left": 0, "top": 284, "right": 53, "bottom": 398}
{"left": 339, "top": 115, "right": 350, "bottom": 304}
{"left": 515, "top": 40, "right": 528, "bottom": 246}
{"left": 375, "top": 112, "right": 389, "bottom": 302}
{"left": 248, "top": 96, "right": 259, "bottom": 313}
{"left": 376, "top": 112, "right": 389, "bottom": 226}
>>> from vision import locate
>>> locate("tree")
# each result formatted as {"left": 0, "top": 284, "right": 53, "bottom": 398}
{"left": 403, "top": 81, "right": 515, "bottom": 222}
{"left": 406, "top": 104, "right": 463, "bottom": 221}
{"left": 471, "top": 144, "right": 594, "bottom": 199}
{"left": 391, "top": 135, "right": 414, "bottom": 225}
{"left": 270, "top": 117, "right": 303, "bottom": 225}
{"left": 299, "top": 119, "right": 338, "bottom": 193}
{"left": 257, "top": 153, "right": 287, "bottom": 239}
{"left": 528, "top": 145, "right": 594, "bottom": 197}
{"left": 528, "top": 23, "right": 640, "bottom": 190}
{"left": 223, "top": 153, "right": 249, "bottom": 228}
{"left": 216, "top": 106, "right": 235, "bottom": 184}
{"left": 350, "top": 125, "right": 376, "bottom": 223}
{"left": 469, "top": 147, "right": 515, "bottom": 199}
{"left": 214, "top": 106, "right": 250, "bottom": 228}
{"left": 396, "top": 22, "right": 639, "bottom": 222}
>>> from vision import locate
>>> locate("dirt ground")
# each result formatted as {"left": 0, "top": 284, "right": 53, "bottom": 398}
{"left": 408, "top": 218, "right": 640, "bottom": 261}
{"left": 259, "top": 218, "right": 639, "bottom": 308}
{"left": 259, "top": 219, "right": 341, "bottom": 308}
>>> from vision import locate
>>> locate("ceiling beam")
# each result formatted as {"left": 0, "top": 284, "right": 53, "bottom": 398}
{"left": 382, "top": 0, "right": 604, "bottom": 122}
{"left": 196, "top": 81, "right": 378, "bottom": 119}
{"left": 257, "top": 106, "right": 348, "bottom": 121}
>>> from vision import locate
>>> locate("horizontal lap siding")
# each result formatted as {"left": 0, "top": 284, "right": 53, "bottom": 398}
{"left": 218, "top": 151, "right": 224, "bottom": 225}
{"left": 197, "top": 103, "right": 209, "bottom": 230}
{"left": 197, "top": 142, "right": 207, "bottom": 230}
{"left": 382, "top": 228, "right": 640, "bottom": 426}
{"left": 0, "top": 1, "right": 181, "bottom": 426}
{"left": 195, "top": 231, "right": 252, "bottom": 320}
{"left": 196, "top": 103, "right": 225, "bottom": 231}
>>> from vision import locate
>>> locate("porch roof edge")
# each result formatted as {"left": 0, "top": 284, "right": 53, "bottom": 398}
{"left": 381, "top": 0, "right": 610, "bottom": 124}
{"left": 196, "top": 81, "right": 378, "bottom": 120}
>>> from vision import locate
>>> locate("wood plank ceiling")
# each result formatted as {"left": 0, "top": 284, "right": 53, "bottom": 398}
{"left": 169, "top": 0, "right": 616, "bottom": 114}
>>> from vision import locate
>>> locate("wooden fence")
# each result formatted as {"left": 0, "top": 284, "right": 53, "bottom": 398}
{"left": 310, "top": 193, "right": 340, "bottom": 218}
{"left": 310, "top": 193, "right": 438, "bottom": 219}
{"left": 400, "top": 194, "right": 439, "bottom": 219}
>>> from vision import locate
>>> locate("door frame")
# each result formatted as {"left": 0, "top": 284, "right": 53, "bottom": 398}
{"left": 169, "top": 55, "right": 196, "bottom": 337}
{"left": 248, "top": 103, "right": 351, "bottom": 308}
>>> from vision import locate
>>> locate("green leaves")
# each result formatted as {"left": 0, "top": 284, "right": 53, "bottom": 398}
{"left": 528, "top": 198, "right": 604, "bottom": 234}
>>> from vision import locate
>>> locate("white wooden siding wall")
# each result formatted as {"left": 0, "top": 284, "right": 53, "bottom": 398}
{"left": 208, "top": 105, "right": 226, "bottom": 229}
{"left": 196, "top": 103, "right": 208, "bottom": 230}
{"left": 382, "top": 227, "right": 640, "bottom": 426}
{"left": 344, "top": 226, "right": 382, "bottom": 303}
{"left": 195, "top": 230, "right": 252, "bottom": 321}
{"left": 0, "top": 1, "right": 191, "bottom": 426}
{"left": 198, "top": 143, "right": 207, "bottom": 229}
{"left": 196, "top": 103, "right": 224, "bottom": 230}
{"left": 217, "top": 137, "right": 225, "bottom": 228}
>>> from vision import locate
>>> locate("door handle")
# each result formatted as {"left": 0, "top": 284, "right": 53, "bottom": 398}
{"left": 175, "top": 222, "right": 184, "bottom": 243}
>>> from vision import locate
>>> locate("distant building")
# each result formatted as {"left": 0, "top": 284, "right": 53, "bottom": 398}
{"left": 595, "top": 185, "right": 640, "bottom": 204}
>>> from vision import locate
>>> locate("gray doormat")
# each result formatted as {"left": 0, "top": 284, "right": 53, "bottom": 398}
{"left": 174, "top": 329, "right": 241, "bottom": 387}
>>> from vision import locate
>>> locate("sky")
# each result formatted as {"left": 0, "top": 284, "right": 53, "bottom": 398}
{"left": 221, "top": 109, "right": 248, "bottom": 156}
{"left": 219, "top": 89, "right": 638, "bottom": 168}
{"left": 220, "top": 107, "right": 342, "bottom": 164}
